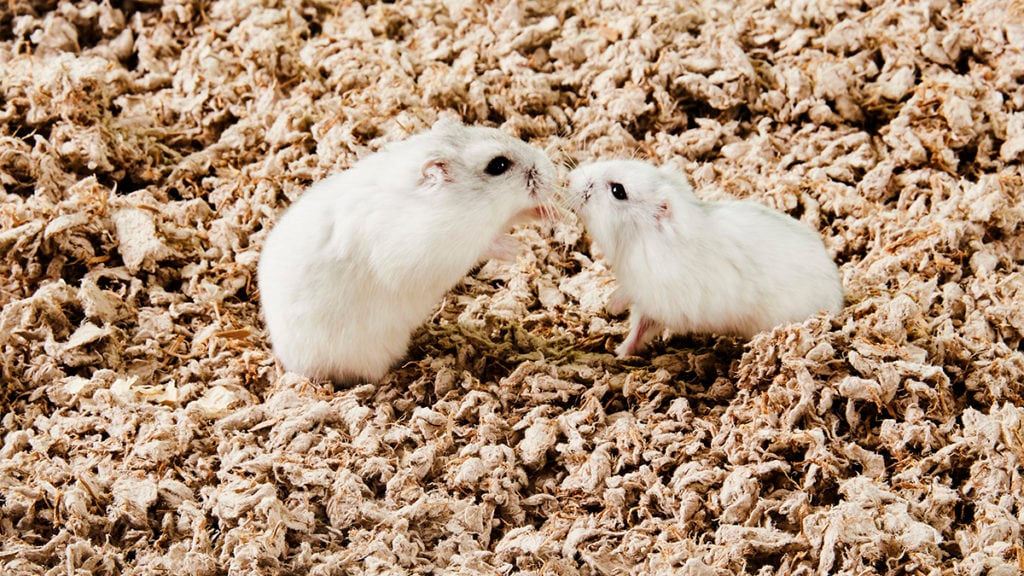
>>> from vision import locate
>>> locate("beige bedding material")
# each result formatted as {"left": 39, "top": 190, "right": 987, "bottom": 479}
{"left": 1, "top": 0, "right": 1022, "bottom": 573}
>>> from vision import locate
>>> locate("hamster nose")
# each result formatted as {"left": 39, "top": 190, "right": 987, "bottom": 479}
{"left": 526, "top": 166, "right": 539, "bottom": 196}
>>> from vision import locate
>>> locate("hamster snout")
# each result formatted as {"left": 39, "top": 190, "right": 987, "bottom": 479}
{"left": 578, "top": 182, "right": 594, "bottom": 204}
{"left": 526, "top": 167, "right": 540, "bottom": 196}
{"left": 257, "top": 119, "right": 558, "bottom": 383}
{"left": 566, "top": 159, "right": 844, "bottom": 357}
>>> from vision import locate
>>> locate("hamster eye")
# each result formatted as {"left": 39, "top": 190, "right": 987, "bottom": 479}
{"left": 610, "top": 182, "right": 628, "bottom": 200}
{"left": 485, "top": 156, "right": 512, "bottom": 176}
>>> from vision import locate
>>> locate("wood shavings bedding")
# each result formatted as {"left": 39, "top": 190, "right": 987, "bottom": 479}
{"left": 2, "top": 0, "right": 1023, "bottom": 574}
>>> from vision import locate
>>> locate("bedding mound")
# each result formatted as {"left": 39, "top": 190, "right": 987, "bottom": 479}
{"left": 1, "top": 0, "right": 1023, "bottom": 574}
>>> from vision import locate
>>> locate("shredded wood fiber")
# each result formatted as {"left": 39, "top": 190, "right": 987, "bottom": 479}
{"left": 1, "top": 0, "right": 1023, "bottom": 574}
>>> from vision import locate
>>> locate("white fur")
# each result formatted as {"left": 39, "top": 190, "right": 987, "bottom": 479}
{"left": 258, "top": 119, "right": 557, "bottom": 382}
{"left": 567, "top": 159, "right": 844, "bottom": 356}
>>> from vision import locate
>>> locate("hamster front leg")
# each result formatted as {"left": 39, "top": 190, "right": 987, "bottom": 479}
{"left": 616, "top": 311, "right": 662, "bottom": 357}
{"left": 606, "top": 286, "right": 631, "bottom": 316}
{"left": 481, "top": 233, "right": 523, "bottom": 262}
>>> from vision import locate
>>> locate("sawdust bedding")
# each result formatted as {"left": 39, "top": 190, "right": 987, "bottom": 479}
{"left": 1, "top": 0, "right": 1023, "bottom": 574}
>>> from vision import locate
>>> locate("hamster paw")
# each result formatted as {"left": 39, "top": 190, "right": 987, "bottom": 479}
{"left": 481, "top": 233, "right": 523, "bottom": 263}
{"left": 606, "top": 287, "right": 631, "bottom": 316}
{"left": 616, "top": 313, "right": 661, "bottom": 357}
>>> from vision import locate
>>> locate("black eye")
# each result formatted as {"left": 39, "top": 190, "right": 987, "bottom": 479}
{"left": 610, "top": 182, "right": 628, "bottom": 200}
{"left": 485, "top": 156, "right": 512, "bottom": 176}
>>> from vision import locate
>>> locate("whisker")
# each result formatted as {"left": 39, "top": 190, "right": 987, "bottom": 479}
{"left": 549, "top": 187, "right": 573, "bottom": 214}
{"left": 545, "top": 140, "right": 577, "bottom": 172}
{"left": 544, "top": 195, "right": 571, "bottom": 221}
{"left": 557, "top": 185, "right": 585, "bottom": 214}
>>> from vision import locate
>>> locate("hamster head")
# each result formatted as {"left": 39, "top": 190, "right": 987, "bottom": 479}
{"left": 414, "top": 119, "right": 558, "bottom": 223}
{"left": 566, "top": 159, "right": 699, "bottom": 262}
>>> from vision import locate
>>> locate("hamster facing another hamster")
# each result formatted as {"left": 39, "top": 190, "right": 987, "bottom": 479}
{"left": 258, "top": 119, "right": 558, "bottom": 383}
{"left": 566, "top": 159, "right": 844, "bottom": 357}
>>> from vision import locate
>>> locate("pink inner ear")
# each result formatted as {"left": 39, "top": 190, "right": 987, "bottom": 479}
{"left": 420, "top": 159, "right": 450, "bottom": 186}
{"left": 657, "top": 202, "right": 671, "bottom": 221}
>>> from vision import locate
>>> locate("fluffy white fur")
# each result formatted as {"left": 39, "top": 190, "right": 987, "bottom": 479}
{"left": 258, "top": 119, "right": 557, "bottom": 382}
{"left": 567, "top": 159, "right": 844, "bottom": 356}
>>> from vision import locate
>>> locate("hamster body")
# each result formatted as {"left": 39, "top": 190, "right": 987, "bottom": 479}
{"left": 566, "top": 159, "right": 844, "bottom": 357}
{"left": 258, "top": 119, "right": 557, "bottom": 382}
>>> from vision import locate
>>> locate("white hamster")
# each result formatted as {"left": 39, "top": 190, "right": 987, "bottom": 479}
{"left": 566, "top": 159, "right": 844, "bottom": 357}
{"left": 258, "top": 119, "right": 558, "bottom": 383}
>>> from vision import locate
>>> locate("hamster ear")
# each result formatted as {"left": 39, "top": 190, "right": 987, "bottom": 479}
{"left": 420, "top": 158, "right": 452, "bottom": 186}
{"left": 658, "top": 166, "right": 695, "bottom": 194}
{"left": 656, "top": 202, "right": 671, "bottom": 223}
{"left": 657, "top": 166, "right": 679, "bottom": 178}
{"left": 431, "top": 117, "right": 464, "bottom": 135}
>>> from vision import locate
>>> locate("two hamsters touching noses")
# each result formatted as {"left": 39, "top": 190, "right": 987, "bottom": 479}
{"left": 258, "top": 123, "right": 844, "bottom": 382}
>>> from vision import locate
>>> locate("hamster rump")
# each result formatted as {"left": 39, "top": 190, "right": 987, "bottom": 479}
{"left": 257, "top": 119, "right": 558, "bottom": 383}
{"left": 566, "top": 159, "right": 843, "bottom": 357}
{"left": 704, "top": 200, "right": 845, "bottom": 330}
{"left": 257, "top": 174, "right": 412, "bottom": 383}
